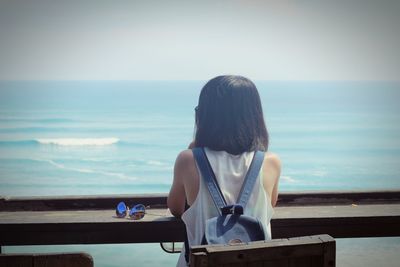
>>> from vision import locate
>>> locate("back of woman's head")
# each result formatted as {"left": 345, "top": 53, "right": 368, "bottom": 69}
{"left": 195, "top": 75, "right": 269, "bottom": 155}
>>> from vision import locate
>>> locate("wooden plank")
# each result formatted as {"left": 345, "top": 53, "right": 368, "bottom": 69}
{"left": 0, "top": 254, "right": 32, "bottom": 267}
{"left": 276, "top": 191, "right": 400, "bottom": 206}
{"left": 272, "top": 204, "right": 400, "bottom": 238}
{"left": 206, "top": 243, "right": 324, "bottom": 264}
{"left": 0, "top": 208, "right": 183, "bottom": 246}
{"left": 272, "top": 216, "right": 400, "bottom": 239}
{"left": 1, "top": 205, "right": 399, "bottom": 224}
{"left": 0, "top": 204, "right": 399, "bottom": 246}
{"left": 1, "top": 191, "right": 399, "bottom": 211}
{"left": 262, "top": 259, "right": 288, "bottom": 267}
{"left": 246, "top": 261, "right": 264, "bottom": 267}
{"left": 289, "top": 257, "right": 311, "bottom": 267}
{"left": 0, "top": 253, "right": 93, "bottom": 267}
{"left": 198, "top": 242, "right": 325, "bottom": 265}
{"left": 0, "top": 219, "right": 184, "bottom": 246}
{"left": 310, "top": 256, "right": 324, "bottom": 267}
{"left": 190, "top": 235, "right": 335, "bottom": 267}
{"left": 0, "top": 194, "right": 167, "bottom": 211}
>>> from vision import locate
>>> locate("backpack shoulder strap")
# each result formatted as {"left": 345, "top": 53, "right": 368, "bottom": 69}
{"left": 192, "top": 147, "right": 226, "bottom": 215}
{"left": 237, "top": 151, "right": 265, "bottom": 208}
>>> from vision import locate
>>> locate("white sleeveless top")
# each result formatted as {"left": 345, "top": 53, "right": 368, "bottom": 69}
{"left": 176, "top": 148, "right": 274, "bottom": 267}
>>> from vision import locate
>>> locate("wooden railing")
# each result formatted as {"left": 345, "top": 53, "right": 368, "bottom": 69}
{"left": 0, "top": 191, "right": 399, "bottom": 252}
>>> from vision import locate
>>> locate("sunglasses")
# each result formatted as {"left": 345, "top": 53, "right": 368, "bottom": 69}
{"left": 115, "top": 202, "right": 146, "bottom": 220}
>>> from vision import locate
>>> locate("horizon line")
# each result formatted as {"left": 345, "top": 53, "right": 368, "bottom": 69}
{"left": 1, "top": 79, "right": 399, "bottom": 83}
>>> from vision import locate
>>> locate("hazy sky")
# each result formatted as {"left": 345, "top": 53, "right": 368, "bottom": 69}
{"left": 0, "top": 0, "right": 399, "bottom": 80}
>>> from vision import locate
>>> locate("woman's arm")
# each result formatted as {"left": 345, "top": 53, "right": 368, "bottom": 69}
{"left": 262, "top": 153, "right": 282, "bottom": 207}
{"left": 167, "top": 150, "right": 191, "bottom": 217}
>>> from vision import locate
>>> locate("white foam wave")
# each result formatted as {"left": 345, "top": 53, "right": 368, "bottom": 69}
{"left": 281, "top": 175, "right": 296, "bottom": 183}
{"left": 36, "top": 159, "right": 137, "bottom": 181}
{"left": 82, "top": 158, "right": 113, "bottom": 163}
{"left": 145, "top": 160, "right": 173, "bottom": 170}
{"left": 147, "top": 160, "right": 166, "bottom": 166}
{"left": 36, "top": 138, "right": 119, "bottom": 146}
{"left": 312, "top": 170, "right": 327, "bottom": 177}
{"left": 39, "top": 159, "right": 95, "bottom": 174}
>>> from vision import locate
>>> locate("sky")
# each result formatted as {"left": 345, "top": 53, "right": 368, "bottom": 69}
{"left": 0, "top": 0, "right": 399, "bottom": 81}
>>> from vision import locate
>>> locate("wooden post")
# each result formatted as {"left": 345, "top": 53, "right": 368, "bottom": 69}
{"left": 319, "top": 235, "right": 336, "bottom": 267}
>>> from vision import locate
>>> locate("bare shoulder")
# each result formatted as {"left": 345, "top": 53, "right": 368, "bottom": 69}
{"left": 264, "top": 152, "right": 282, "bottom": 171}
{"left": 175, "top": 149, "right": 195, "bottom": 166}
{"left": 174, "top": 149, "right": 197, "bottom": 177}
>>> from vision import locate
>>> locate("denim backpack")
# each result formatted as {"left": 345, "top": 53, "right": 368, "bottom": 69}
{"left": 184, "top": 148, "right": 266, "bottom": 263}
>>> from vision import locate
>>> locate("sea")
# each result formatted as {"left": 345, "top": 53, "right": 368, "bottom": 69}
{"left": 0, "top": 80, "right": 399, "bottom": 266}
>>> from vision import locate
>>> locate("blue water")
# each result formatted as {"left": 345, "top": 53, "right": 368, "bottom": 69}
{"left": 1, "top": 80, "right": 400, "bottom": 266}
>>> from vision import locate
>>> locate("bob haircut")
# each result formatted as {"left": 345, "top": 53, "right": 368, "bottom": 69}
{"left": 194, "top": 75, "right": 269, "bottom": 155}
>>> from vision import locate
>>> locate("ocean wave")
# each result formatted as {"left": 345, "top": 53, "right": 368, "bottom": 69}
{"left": 146, "top": 160, "right": 166, "bottom": 166}
{"left": 36, "top": 138, "right": 119, "bottom": 146}
{"left": 37, "top": 158, "right": 137, "bottom": 181}
{"left": 281, "top": 175, "right": 297, "bottom": 183}
{"left": 311, "top": 170, "right": 328, "bottom": 177}
{"left": 0, "top": 139, "right": 177, "bottom": 149}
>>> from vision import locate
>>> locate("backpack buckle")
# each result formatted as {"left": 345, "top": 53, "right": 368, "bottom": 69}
{"left": 221, "top": 204, "right": 244, "bottom": 215}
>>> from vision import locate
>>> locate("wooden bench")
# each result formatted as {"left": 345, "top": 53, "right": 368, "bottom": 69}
{"left": 0, "top": 252, "right": 93, "bottom": 267}
{"left": 190, "top": 234, "right": 335, "bottom": 267}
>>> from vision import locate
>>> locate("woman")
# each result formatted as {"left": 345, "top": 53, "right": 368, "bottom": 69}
{"left": 168, "top": 75, "right": 281, "bottom": 267}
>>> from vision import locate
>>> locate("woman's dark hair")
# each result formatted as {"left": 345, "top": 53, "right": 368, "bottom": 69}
{"left": 194, "top": 75, "right": 269, "bottom": 155}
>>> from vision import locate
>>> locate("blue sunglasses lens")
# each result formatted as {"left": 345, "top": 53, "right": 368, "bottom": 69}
{"left": 116, "top": 202, "right": 127, "bottom": 217}
{"left": 129, "top": 204, "right": 146, "bottom": 220}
